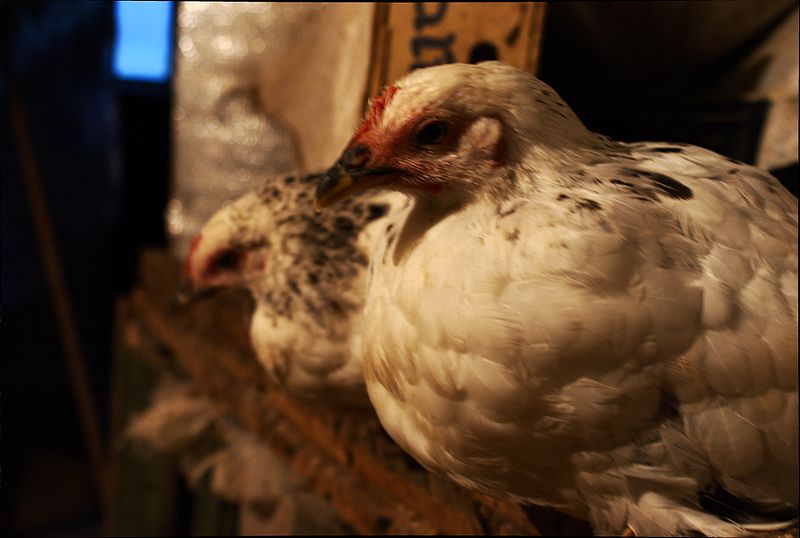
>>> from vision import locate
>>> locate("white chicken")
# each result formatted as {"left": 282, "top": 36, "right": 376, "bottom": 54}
{"left": 314, "top": 62, "right": 799, "bottom": 535}
{"left": 183, "top": 172, "right": 401, "bottom": 406}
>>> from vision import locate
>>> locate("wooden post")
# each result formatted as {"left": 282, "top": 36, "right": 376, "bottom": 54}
{"left": 3, "top": 69, "right": 108, "bottom": 512}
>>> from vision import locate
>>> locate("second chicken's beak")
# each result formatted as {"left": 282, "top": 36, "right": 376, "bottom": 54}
{"left": 172, "top": 279, "right": 218, "bottom": 309}
{"left": 315, "top": 144, "right": 402, "bottom": 210}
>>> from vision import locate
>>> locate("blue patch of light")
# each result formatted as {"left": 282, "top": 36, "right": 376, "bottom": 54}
{"left": 113, "top": 1, "right": 174, "bottom": 82}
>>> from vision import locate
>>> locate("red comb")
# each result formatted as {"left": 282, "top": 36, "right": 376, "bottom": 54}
{"left": 353, "top": 85, "right": 399, "bottom": 140}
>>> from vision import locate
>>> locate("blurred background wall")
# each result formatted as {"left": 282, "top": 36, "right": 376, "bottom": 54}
{"left": 1, "top": 1, "right": 171, "bottom": 534}
{"left": 0, "top": 1, "right": 797, "bottom": 535}
{"left": 539, "top": 0, "right": 798, "bottom": 182}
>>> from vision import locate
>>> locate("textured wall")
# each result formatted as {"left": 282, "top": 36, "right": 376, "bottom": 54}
{"left": 168, "top": 2, "right": 374, "bottom": 257}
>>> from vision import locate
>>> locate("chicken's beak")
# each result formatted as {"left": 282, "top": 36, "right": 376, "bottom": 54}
{"left": 172, "top": 279, "right": 217, "bottom": 309}
{"left": 315, "top": 144, "right": 402, "bottom": 210}
{"left": 172, "top": 280, "right": 195, "bottom": 308}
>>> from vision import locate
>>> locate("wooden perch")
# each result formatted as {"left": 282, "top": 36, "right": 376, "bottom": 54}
{"left": 122, "top": 248, "right": 587, "bottom": 535}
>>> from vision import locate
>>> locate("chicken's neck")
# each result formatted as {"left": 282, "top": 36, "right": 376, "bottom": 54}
{"left": 389, "top": 193, "right": 466, "bottom": 266}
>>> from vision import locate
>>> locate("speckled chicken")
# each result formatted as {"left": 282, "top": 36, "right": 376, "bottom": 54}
{"left": 315, "top": 62, "right": 799, "bottom": 535}
{"left": 183, "top": 173, "right": 402, "bottom": 406}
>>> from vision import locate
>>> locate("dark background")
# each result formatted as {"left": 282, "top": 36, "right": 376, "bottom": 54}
{"left": 1, "top": 2, "right": 172, "bottom": 534}
{"left": 1, "top": 1, "right": 797, "bottom": 535}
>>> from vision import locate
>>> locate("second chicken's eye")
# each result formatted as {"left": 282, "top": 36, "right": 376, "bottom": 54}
{"left": 208, "top": 247, "right": 244, "bottom": 275}
{"left": 415, "top": 120, "right": 448, "bottom": 146}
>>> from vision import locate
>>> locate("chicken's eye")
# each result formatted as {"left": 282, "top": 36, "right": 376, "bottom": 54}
{"left": 415, "top": 120, "right": 448, "bottom": 146}
{"left": 208, "top": 247, "right": 244, "bottom": 275}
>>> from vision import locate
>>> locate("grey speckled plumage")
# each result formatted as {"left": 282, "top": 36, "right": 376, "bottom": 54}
{"left": 315, "top": 62, "right": 798, "bottom": 535}
{"left": 184, "top": 172, "right": 403, "bottom": 406}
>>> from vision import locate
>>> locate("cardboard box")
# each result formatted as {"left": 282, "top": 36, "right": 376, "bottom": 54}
{"left": 365, "top": 3, "right": 546, "bottom": 101}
